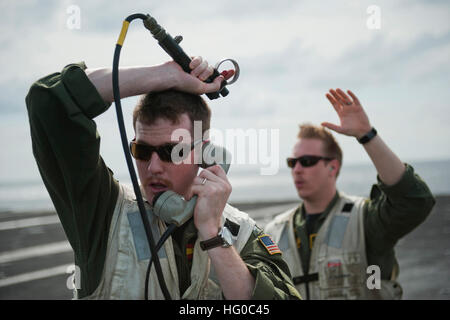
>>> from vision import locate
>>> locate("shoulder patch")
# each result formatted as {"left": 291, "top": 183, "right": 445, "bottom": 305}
{"left": 369, "top": 184, "right": 382, "bottom": 200}
{"left": 342, "top": 202, "right": 354, "bottom": 212}
{"left": 258, "top": 234, "right": 282, "bottom": 255}
{"left": 252, "top": 225, "right": 263, "bottom": 237}
{"left": 224, "top": 218, "right": 240, "bottom": 236}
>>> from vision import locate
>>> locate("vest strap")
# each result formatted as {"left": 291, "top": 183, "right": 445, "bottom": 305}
{"left": 293, "top": 272, "right": 319, "bottom": 285}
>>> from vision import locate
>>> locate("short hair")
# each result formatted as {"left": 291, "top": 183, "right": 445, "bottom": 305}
{"left": 133, "top": 90, "right": 211, "bottom": 135}
{"left": 297, "top": 123, "right": 343, "bottom": 177}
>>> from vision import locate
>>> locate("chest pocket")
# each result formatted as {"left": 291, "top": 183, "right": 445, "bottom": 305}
{"left": 127, "top": 211, "right": 166, "bottom": 261}
{"left": 325, "top": 215, "right": 350, "bottom": 249}
{"left": 318, "top": 252, "right": 366, "bottom": 299}
{"left": 316, "top": 201, "right": 366, "bottom": 299}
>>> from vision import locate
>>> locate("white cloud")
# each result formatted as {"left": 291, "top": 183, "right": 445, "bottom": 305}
{"left": 0, "top": 0, "right": 449, "bottom": 186}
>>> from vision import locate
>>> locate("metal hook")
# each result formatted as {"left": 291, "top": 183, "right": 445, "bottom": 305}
{"left": 215, "top": 58, "right": 240, "bottom": 85}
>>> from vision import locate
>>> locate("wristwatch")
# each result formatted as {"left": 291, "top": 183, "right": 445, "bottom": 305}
{"left": 200, "top": 226, "right": 233, "bottom": 251}
{"left": 357, "top": 127, "right": 377, "bottom": 144}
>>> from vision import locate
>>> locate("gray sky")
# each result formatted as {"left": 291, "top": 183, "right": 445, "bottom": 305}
{"left": 0, "top": 0, "right": 449, "bottom": 183}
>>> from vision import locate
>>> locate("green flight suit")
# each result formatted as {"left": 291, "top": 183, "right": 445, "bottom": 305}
{"left": 26, "top": 62, "right": 301, "bottom": 300}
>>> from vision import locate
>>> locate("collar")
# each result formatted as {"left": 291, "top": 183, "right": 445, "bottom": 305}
{"left": 296, "top": 191, "right": 341, "bottom": 225}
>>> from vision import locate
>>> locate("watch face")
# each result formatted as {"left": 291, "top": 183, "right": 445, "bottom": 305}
{"left": 220, "top": 227, "right": 233, "bottom": 247}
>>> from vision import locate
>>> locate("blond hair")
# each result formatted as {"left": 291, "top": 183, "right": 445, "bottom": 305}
{"left": 297, "top": 123, "right": 343, "bottom": 177}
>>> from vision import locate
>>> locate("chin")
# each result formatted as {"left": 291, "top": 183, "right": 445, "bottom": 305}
{"left": 144, "top": 191, "right": 155, "bottom": 204}
{"left": 296, "top": 189, "right": 307, "bottom": 199}
{"left": 297, "top": 188, "right": 314, "bottom": 201}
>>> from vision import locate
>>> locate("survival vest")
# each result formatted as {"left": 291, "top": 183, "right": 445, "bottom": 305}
{"left": 265, "top": 192, "right": 402, "bottom": 300}
{"left": 76, "top": 184, "right": 256, "bottom": 299}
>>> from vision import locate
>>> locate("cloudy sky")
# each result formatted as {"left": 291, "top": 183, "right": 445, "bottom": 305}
{"left": 0, "top": 0, "right": 449, "bottom": 184}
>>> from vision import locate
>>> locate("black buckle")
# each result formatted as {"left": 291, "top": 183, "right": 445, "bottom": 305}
{"left": 293, "top": 273, "right": 319, "bottom": 285}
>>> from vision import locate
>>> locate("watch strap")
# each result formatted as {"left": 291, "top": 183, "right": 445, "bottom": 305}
{"left": 200, "top": 235, "right": 224, "bottom": 251}
{"left": 357, "top": 127, "right": 377, "bottom": 144}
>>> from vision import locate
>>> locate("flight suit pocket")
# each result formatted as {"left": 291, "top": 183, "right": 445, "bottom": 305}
{"left": 318, "top": 252, "right": 364, "bottom": 299}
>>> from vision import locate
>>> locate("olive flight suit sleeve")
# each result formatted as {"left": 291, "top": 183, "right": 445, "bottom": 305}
{"left": 25, "top": 62, "right": 120, "bottom": 298}
{"left": 364, "top": 163, "right": 436, "bottom": 278}
{"left": 240, "top": 227, "right": 302, "bottom": 300}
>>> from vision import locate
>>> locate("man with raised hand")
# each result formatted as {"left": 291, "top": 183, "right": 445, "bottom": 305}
{"left": 265, "top": 88, "right": 435, "bottom": 299}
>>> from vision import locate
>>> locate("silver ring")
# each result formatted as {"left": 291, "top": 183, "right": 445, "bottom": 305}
{"left": 345, "top": 101, "right": 352, "bottom": 105}
{"left": 214, "top": 58, "right": 240, "bottom": 85}
{"left": 201, "top": 178, "right": 207, "bottom": 185}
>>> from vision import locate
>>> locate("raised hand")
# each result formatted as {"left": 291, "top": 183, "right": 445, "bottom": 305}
{"left": 169, "top": 56, "right": 234, "bottom": 95}
{"left": 322, "top": 88, "right": 372, "bottom": 139}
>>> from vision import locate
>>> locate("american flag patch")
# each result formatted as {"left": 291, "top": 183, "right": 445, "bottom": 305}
{"left": 258, "top": 234, "right": 282, "bottom": 255}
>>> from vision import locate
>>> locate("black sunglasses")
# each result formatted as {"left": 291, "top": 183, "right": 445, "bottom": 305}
{"left": 129, "top": 139, "right": 203, "bottom": 163}
{"left": 286, "top": 155, "right": 334, "bottom": 168}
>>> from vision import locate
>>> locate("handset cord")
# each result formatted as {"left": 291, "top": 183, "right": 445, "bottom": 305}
{"left": 144, "top": 223, "right": 177, "bottom": 300}
{"left": 112, "top": 13, "right": 172, "bottom": 300}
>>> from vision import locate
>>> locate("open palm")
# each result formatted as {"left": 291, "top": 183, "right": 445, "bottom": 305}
{"left": 322, "top": 88, "right": 372, "bottom": 139}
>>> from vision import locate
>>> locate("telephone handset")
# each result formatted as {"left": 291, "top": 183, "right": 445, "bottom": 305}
{"left": 144, "top": 142, "right": 231, "bottom": 299}
{"left": 113, "top": 13, "right": 238, "bottom": 300}
{"left": 152, "top": 141, "right": 231, "bottom": 227}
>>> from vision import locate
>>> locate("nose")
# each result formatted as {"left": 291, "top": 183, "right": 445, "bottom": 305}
{"left": 146, "top": 151, "right": 165, "bottom": 174}
{"left": 292, "top": 159, "right": 304, "bottom": 174}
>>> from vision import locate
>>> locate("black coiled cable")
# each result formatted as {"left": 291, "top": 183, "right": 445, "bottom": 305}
{"left": 112, "top": 13, "right": 173, "bottom": 300}
{"left": 144, "top": 224, "right": 177, "bottom": 299}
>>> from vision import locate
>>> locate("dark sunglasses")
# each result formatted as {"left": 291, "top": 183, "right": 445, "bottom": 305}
{"left": 286, "top": 155, "right": 334, "bottom": 168}
{"left": 129, "top": 139, "right": 203, "bottom": 163}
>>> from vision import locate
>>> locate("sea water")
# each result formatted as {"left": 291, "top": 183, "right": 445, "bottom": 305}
{"left": 1, "top": 159, "right": 449, "bottom": 212}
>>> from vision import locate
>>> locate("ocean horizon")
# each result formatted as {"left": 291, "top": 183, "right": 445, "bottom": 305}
{"left": 1, "top": 158, "right": 449, "bottom": 213}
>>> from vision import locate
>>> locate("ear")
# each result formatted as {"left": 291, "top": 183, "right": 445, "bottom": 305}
{"left": 328, "top": 159, "right": 340, "bottom": 176}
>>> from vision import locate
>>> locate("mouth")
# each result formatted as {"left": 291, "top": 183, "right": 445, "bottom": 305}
{"left": 147, "top": 181, "right": 169, "bottom": 194}
{"left": 294, "top": 180, "right": 305, "bottom": 189}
